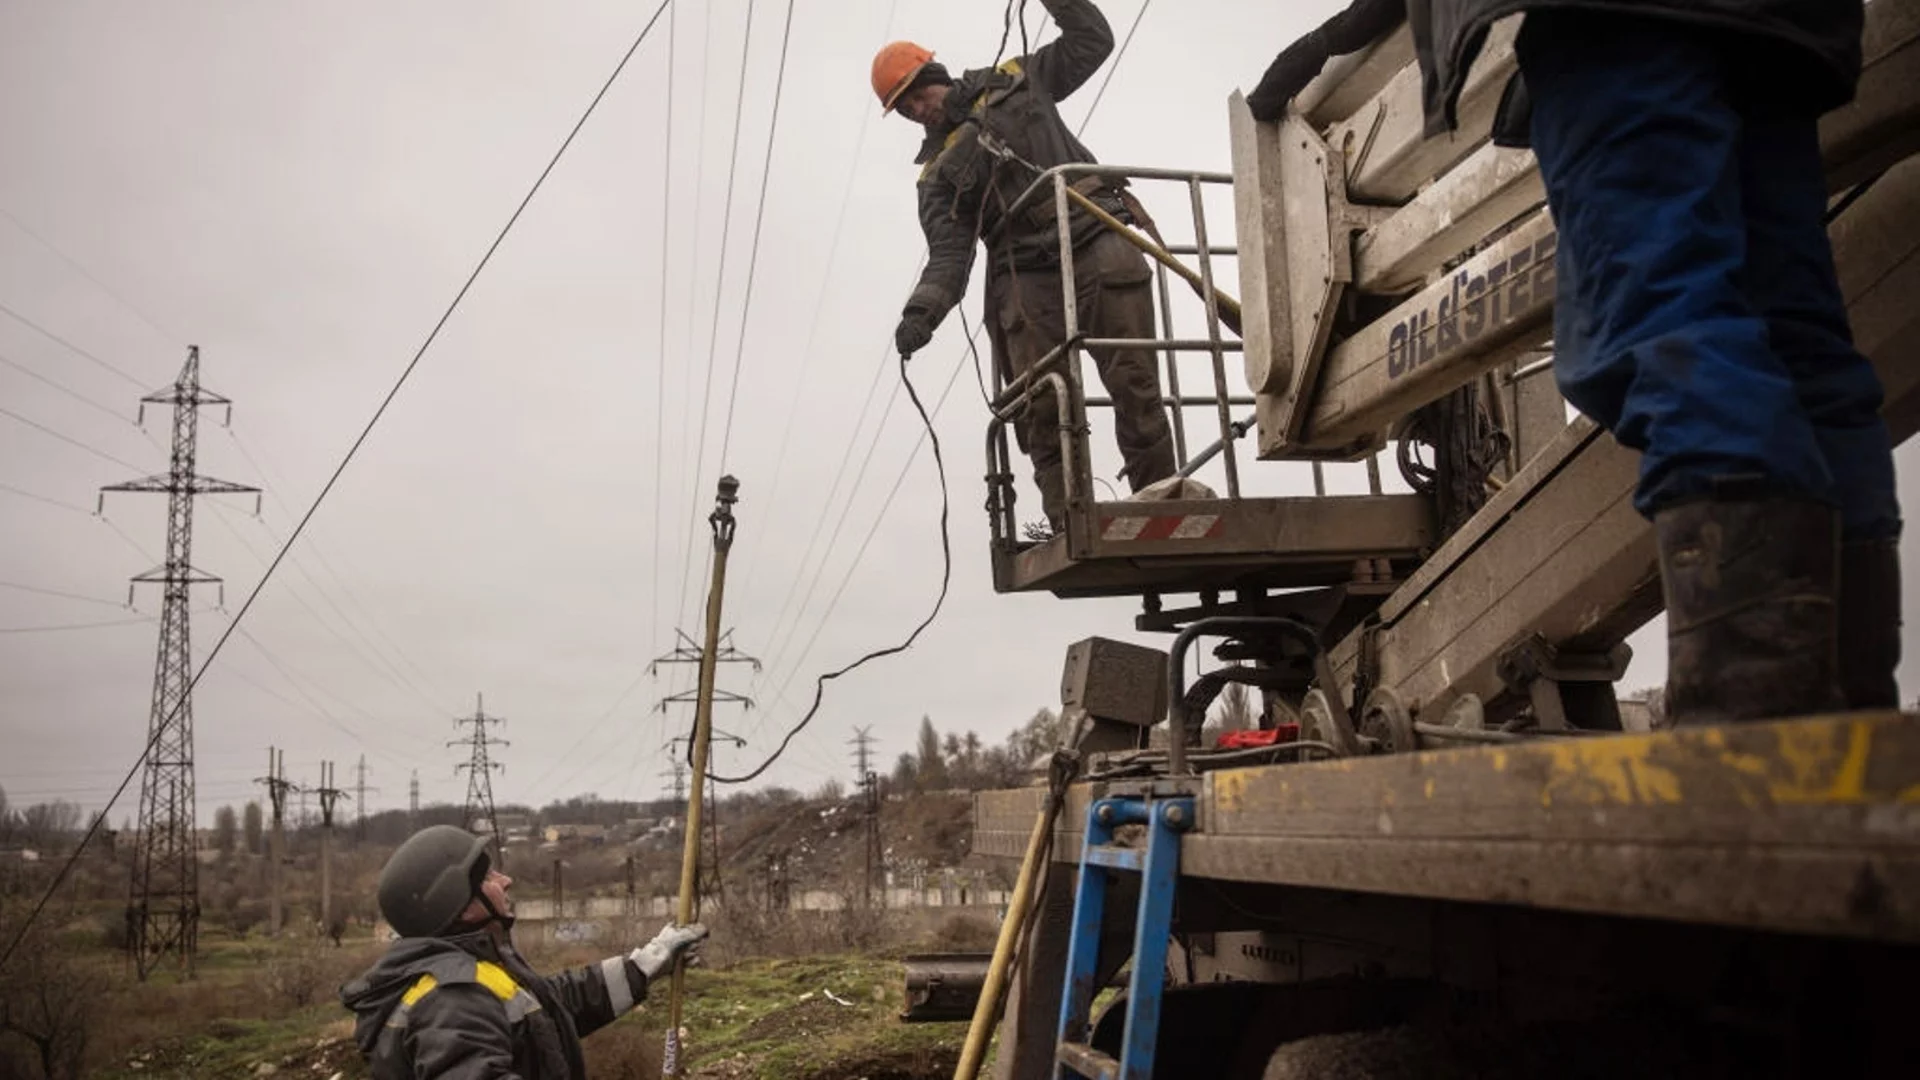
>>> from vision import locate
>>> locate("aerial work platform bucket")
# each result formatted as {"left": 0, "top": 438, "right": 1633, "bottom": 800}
{"left": 982, "top": 164, "right": 1437, "bottom": 610}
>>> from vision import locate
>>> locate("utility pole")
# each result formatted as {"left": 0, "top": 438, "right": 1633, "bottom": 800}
{"left": 103, "top": 345, "right": 259, "bottom": 980}
{"left": 664, "top": 476, "right": 740, "bottom": 1079}
{"left": 313, "top": 761, "right": 348, "bottom": 933}
{"left": 408, "top": 769, "right": 421, "bottom": 831}
{"left": 553, "top": 857, "right": 565, "bottom": 920}
{"left": 851, "top": 728, "right": 882, "bottom": 910}
{"left": 625, "top": 854, "right": 637, "bottom": 917}
{"left": 451, "top": 693, "right": 508, "bottom": 862}
{"left": 352, "top": 755, "right": 376, "bottom": 842}
{"left": 256, "top": 748, "right": 296, "bottom": 936}
{"left": 763, "top": 849, "right": 791, "bottom": 912}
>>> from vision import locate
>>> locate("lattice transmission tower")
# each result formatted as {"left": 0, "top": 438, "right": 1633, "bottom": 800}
{"left": 452, "top": 692, "right": 508, "bottom": 861}
{"left": 102, "top": 345, "right": 258, "bottom": 979}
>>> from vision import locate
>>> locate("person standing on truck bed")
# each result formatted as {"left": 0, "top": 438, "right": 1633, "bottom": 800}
{"left": 1248, "top": 0, "right": 1900, "bottom": 725}
{"left": 876, "top": 0, "right": 1177, "bottom": 537}
{"left": 340, "top": 825, "right": 708, "bottom": 1079}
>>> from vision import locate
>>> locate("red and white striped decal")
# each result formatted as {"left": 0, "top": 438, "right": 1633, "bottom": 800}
{"left": 1099, "top": 512, "right": 1225, "bottom": 542}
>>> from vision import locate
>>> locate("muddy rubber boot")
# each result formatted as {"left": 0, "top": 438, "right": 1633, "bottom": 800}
{"left": 1655, "top": 496, "right": 1843, "bottom": 726}
{"left": 1120, "top": 438, "right": 1178, "bottom": 495}
{"left": 1838, "top": 537, "right": 1903, "bottom": 709}
{"left": 1034, "top": 462, "right": 1068, "bottom": 535}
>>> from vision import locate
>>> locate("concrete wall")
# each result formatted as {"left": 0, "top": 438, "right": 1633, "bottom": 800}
{"left": 513, "top": 883, "right": 1013, "bottom": 928}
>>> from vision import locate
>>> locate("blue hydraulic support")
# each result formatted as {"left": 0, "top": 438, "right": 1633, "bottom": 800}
{"left": 1054, "top": 795, "right": 1194, "bottom": 1080}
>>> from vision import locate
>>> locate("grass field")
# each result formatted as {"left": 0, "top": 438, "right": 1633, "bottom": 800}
{"left": 56, "top": 924, "right": 972, "bottom": 1079}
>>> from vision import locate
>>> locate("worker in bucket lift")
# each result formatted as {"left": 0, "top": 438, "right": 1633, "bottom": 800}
{"left": 877, "top": 0, "right": 1178, "bottom": 538}
{"left": 1249, "top": 0, "right": 1900, "bottom": 725}
{"left": 340, "top": 825, "right": 708, "bottom": 1079}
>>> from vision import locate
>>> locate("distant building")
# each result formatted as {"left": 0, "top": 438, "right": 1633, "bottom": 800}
{"left": 495, "top": 813, "right": 534, "bottom": 845}
{"left": 542, "top": 823, "right": 605, "bottom": 845}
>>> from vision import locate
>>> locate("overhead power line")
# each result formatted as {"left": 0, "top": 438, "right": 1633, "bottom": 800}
{"left": 730, "top": 0, "right": 902, "bottom": 609}
{"left": 0, "top": 403, "right": 146, "bottom": 472}
{"left": 0, "top": 578, "right": 129, "bottom": 610}
{"left": 203, "top": 500, "right": 453, "bottom": 718}
{"left": 0, "top": 616, "right": 151, "bottom": 634}
{"left": 222, "top": 424, "right": 458, "bottom": 710}
{"left": 736, "top": 5, "right": 1144, "bottom": 769}
{"left": 0, "top": 481, "right": 94, "bottom": 516}
{"left": 1075, "top": 0, "right": 1153, "bottom": 136}
{"left": 715, "top": 0, "right": 799, "bottom": 467}
{"left": 0, "top": 297, "right": 151, "bottom": 390}
{"left": 0, "top": 206, "right": 178, "bottom": 344}
{"left": 0, "top": 0, "right": 677, "bottom": 976}
{"left": 675, "top": 0, "right": 762, "bottom": 642}
{"left": 750, "top": 333, "right": 976, "bottom": 741}
{"left": 712, "top": 354, "right": 955, "bottom": 785}
{"left": 652, "top": 0, "right": 679, "bottom": 678}
{"left": 0, "top": 350, "right": 134, "bottom": 424}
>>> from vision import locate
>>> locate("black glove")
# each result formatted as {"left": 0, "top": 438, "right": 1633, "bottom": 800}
{"left": 895, "top": 309, "right": 935, "bottom": 358}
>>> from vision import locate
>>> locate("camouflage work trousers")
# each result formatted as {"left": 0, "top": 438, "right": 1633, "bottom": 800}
{"left": 987, "top": 230, "right": 1177, "bottom": 529}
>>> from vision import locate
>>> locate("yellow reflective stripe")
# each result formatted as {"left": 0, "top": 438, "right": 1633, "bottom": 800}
{"left": 997, "top": 58, "right": 1022, "bottom": 75}
{"left": 401, "top": 973, "right": 438, "bottom": 1008}
{"left": 475, "top": 961, "right": 519, "bottom": 1002}
{"left": 921, "top": 124, "right": 972, "bottom": 182}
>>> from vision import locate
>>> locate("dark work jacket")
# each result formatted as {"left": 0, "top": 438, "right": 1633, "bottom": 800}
{"left": 1247, "top": 0, "right": 1865, "bottom": 138}
{"left": 904, "top": 0, "right": 1119, "bottom": 330}
{"left": 340, "top": 928, "right": 647, "bottom": 1080}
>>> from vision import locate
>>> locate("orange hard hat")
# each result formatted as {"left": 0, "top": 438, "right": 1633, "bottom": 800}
{"left": 872, "top": 41, "right": 935, "bottom": 113}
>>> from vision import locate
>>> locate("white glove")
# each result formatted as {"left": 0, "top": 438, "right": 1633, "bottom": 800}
{"left": 628, "top": 921, "right": 709, "bottom": 980}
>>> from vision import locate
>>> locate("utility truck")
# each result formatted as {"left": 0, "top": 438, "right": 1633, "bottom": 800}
{"left": 956, "top": 3, "right": 1920, "bottom": 1076}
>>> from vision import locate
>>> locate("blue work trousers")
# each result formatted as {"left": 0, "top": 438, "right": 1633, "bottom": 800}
{"left": 1518, "top": 10, "right": 1900, "bottom": 540}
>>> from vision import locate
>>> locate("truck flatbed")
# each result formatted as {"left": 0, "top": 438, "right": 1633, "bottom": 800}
{"left": 974, "top": 712, "right": 1920, "bottom": 943}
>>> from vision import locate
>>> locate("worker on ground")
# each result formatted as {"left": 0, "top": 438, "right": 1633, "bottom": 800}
{"left": 340, "top": 825, "right": 708, "bottom": 1079}
{"left": 876, "top": 0, "right": 1177, "bottom": 536}
{"left": 1249, "top": 0, "right": 1899, "bottom": 724}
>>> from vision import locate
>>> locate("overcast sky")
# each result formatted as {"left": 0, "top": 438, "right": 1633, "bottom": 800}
{"left": 4, "top": 0, "right": 1916, "bottom": 828}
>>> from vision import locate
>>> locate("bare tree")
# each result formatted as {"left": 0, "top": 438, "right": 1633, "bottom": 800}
{"left": 1007, "top": 708, "right": 1065, "bottom": 767}
{"left": 0, "top": 908, "right": 100, "bottom": 1080}
{"left": 16, "top": 803, "right": 80, "bottom": 852}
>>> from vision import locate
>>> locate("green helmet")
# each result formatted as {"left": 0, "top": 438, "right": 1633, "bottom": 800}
{"left": 378, "top": 826, "right": 492, "bottom": 937}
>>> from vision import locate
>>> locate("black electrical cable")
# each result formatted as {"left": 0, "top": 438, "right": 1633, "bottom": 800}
{"left": 707, "top": 354, "right": 950, "bottom": 784}
{"left": 714, "top": 0, "right": 1140, "bottom": 785}
{"left": 991, "top": 0, "right": 1024, "bottom": 69}
{"left": 0, "top": 0, "right": 675, "bottom": 976}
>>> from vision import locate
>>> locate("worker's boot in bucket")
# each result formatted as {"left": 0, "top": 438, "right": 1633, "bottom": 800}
{"left": 1656, "top": 494, "right": 1844, "bottom": 726}
{"left": 1838, "top": 536, "right": 1902, "bottom": 709}
{"left": 1030, "top": 463, "right": 1068, "bottom": 541}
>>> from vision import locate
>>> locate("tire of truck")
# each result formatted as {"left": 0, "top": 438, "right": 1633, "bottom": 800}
{"left": 1087, "top": 977, "right": 1433, "bottom": 1079}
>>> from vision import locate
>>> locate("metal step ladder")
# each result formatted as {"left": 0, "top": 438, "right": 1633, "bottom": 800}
{"left": 1055, "top": 795, "right": 1194, "bottom": 1080}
